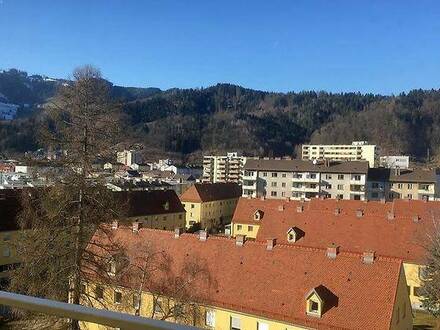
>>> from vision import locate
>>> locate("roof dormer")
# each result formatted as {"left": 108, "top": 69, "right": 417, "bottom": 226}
{"left": 305, "top": 285, "right": 338, "bottom": 318}
{"left": 287, "top": 227, "right": 304, "bottom": 243}
{"left": 253, "top": 210, "right": 264, "bottom": 221}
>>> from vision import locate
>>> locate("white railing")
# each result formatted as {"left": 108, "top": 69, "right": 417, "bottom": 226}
{"left": 0, "top": 291, "right": 196, "bottom": 330}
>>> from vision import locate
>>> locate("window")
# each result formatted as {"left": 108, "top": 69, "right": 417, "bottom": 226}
{"left": 338, "top": 174, "right": 344, "bottom": 180}
{"left": 372, "top": 192, "right": 378, "bottom": 198}
{"left": 114, "top": 291, "right": 122, "bottom": 304}
{"left": 3, "top": 234, "right": 11, "bottom": 241}
{"left": 270, "top": 191, "right": 277, "bottom": 197}
{"left": 248, "top": 226, "right": 253, "bottom": 232}
{"left": 310, "top": 173, "right": 316, "bottom": 179}
{"left": 191, "top": 204, "right": 195, "bottom": 209}
{"left": 257, "top": 322, "right": 269, "bottom": 330}
{"left": 271, "top": 182, "right": 277, "bottom": 187}
{"left": 2, "top": 247, "right": 10, "bottom": 257}
{"left": 95, "top": 286, "right": 104, "bottom": 299}
{"left": 413, "top": 286, "right": 423, "bottom": 297}
{"left": 237, "top": 225, "right": 242, "bottom": 230}
{"left": 408, "top": 183, "right": 413, "bottom": 189}
{"left": 231, "top": 316, "right": 241, "bottom": 330}
{"left": 372, "top": 182, "right": 379, "bottom": 189}
{"left": 353, "top": 175, "right": 361, "bottom": 181}
{"left": 281, "top": 182, "right": 286, "bottom": 188}
{"left": 271, "top": 172, "right": 278, "bottom": 178}
{"left": 325, "top": 174, "right": 332, "bottom": 180}
{"left": 205, "top": 310, "right": 215, "bottom": 327}
{"left": 262, "top": 172, "right": 267, "bottom": 177}
{"left": 281, "top": 192, "right": 286, "bottom": 197}
{"left": 337, "top": 184, "right": 344, "bottom": 190}
{"left": 309, "top": 300, "right": 319, "bottom": 313}
{"left": 407, "top": 286, "right": 411, "bottom": 296}
{"left": 407, "top": 194, "right": 412, "bottom": 199}
{"left": 132, "top": 294, "right": 140, "bottom": 309}
{"left": 282, "top": 173, "right": 287, "bottom": 178}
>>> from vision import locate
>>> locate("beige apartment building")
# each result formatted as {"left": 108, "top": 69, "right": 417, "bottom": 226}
{"left": 367, "top": 167, "right": 439, "bottom": 201}
{"left": 242, "top": 158, "right": 369, "bottom": 200}
{"left": 302, "top": 141, "right": 379, "bottom": 167}
{"left": 202, "top": 152, "right": 246, "bottom": 183}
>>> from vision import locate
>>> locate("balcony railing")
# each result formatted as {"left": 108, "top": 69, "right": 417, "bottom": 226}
{"left": 0, "top": 291, "right": 196, "bottom": 330}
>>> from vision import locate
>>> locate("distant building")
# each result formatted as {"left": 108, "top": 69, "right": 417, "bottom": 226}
{"left": 116, "top": 150, "right": 142, "bottom": 166}
{"left": 242, "top": 158, "right": 369, "bottom": 201}
{"left": 114, "top": 190, "right": 185, "bottom": 231}
{"left": 380, "top": 155, "right": 410, "bottom": 169}
{"left": 302, "top": 141, "right": 379, "bottom": 167}
{"left": 180, "top": 183, "right": 242, "bottom": 231}
{"left": 367, "top": 167, "right": 439, "bottom": 201}
{"left": 202, "top": 152, "right": 246, "bottom": 183}
{"left": 230, "top": 196, "right": 440, "bottom": 310}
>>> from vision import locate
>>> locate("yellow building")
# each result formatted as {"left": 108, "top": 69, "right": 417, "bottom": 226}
{"left": 81, "top": 226, "right": 411, "bottom": 330}
{"left": 180, "top": 183, "right": 241, "bottom": 232}
{"left": 231, "top": 196, "right": 440, "bottom": 310}
{"left": 115, "top": 190, "right": 186, "bottom": 231}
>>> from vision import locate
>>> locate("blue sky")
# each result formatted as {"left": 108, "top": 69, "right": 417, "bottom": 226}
{"left": 1, "top": 0, "right": 440, "bottom": 94}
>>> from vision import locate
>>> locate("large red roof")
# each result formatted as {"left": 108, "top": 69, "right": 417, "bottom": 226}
{"left": 233, "top": 197, "right": 440, "bottom": 264}
{"left": 89, "top": 226, "right": 403, "bottom": 329}
{"left": 180, "top": 183, "right": 241, "bottom": 203}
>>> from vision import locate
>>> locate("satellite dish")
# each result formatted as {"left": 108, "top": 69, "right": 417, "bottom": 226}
{"left": 312, "top": 159, "right": 317, "bottom": 165}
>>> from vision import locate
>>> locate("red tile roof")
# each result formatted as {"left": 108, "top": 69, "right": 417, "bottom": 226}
{"left": 88, "top": 227, "right": 403, "bottom": 330}
{"left": 233, "top": 197, "right": 440, "bottom": 264}
{"left": 180, "top": 183, "right": 241, "bottom": 203}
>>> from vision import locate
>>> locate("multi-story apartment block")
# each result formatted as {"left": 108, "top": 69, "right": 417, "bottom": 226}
{"left": 116, "top": 150, "right": 142, "bottom": 166}
{"left": 302, "top": 141, "right": 379, "bottom": 167}
{"left": 231, "top": 197, "right": 440, "bottom": 310}
{"left": 367, "top": 167, "right": 439, "bottom": 201}
{"left": 242, "top": 158, "right": 368, "bottom": 201}
{"left": 380, "top": 155, "right": 410, "bottom": 169}
{"left": 202, "top": 152, "right": 246, "bottom": 183}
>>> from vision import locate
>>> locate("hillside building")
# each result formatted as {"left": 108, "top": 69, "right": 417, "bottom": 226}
{"left": 202, "top": 152, "right": 246, "bottom": 183}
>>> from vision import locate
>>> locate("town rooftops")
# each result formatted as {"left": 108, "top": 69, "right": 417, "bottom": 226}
{"left": 368, "top": 167, "right": 438, "bottom": 183}
{"left": 180, "top": 183, "right": 242, "bottom": 203}
{"left": 232, "top": 197, "right": 440, "bottom": 264}
{"left": 243, "top": 159, "right": 369, "bottom": 174}
{"left": 88, "top": 226, "right": 404, "bottom": 330}
{"left": 115, "top": 190, "right": 185, "bottom": 217}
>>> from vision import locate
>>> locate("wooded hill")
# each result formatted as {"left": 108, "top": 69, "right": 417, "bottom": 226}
{"left": 1, "top": 69, "right": 439, "bottom": 162}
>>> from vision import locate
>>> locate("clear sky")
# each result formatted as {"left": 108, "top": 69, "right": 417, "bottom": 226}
{"left": 1, "top": 0, "right": 440, "bottom": 94}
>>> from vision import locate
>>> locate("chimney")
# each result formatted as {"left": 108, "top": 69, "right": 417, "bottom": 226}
{"left": 326, "top": 244, "right": 339, "bottom": 259}
{"left": 174, "top": 227, "right": 183, "bottom": 238}
{"left": 199, "top": 230, "right": 208, "bottom": 241}
{"left": 334, "top": 208, "right": 341, "bottom": 215}
{"left": 297, "top": 205, "right": 304, "bottom": 213}
{"left": 380, "top": 197, "right": 386, "bottom": 204}
{"left": 387, "top": 211, "right": 395, "bottom": 220}
{"left": 278, "top": 205, "right": 285, "bottom": 212}
{"left": 412, "top": 215, "right": 420, "bottom": 223}
{"left": 236, "top": 235, "right": 246, "bottom": 246}
{"left": 266, "top": 238, "right": 276, "bottom": 251}
{"left": 260, "top": 196, "right": 266, "bottom": 201}
{"left": 356, "top": 209, "right": 364, "bottom": 218}
{"left": 362, "top": 251, "right": 375, "bottom": 264}
{"left": 111, "top": 220, "right": 118, "bottom": 230}
{"left": 132, "top": 221, "right": 142, "bottom": 233}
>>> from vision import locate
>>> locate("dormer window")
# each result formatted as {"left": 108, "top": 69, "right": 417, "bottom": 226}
{"left": 253, "top": 210, "right": 263, "bottom": 221}
{"left": 305, "top": 285, "right": 338, "bottom": 318}
{"left": 163, "top": 201, "right": 169, "bottom": 211}
{"left": 287, "top": 227, "right": 304, "bottom": 243}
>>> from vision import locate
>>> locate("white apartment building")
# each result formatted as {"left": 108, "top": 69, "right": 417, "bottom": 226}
{"left": 202, "top": 152, "right": 246, "bottom": 184}
{"left": 116, "top": 150, "right": 142, "bottom": 166}
{"left": 379, "top": 156, "right": 410, "bottom": 169}
{"left": 302, "top": 141, "right": 378, "bottom": 167}
{"left": 242, "top": 158, "right": 369, "bottom": 201}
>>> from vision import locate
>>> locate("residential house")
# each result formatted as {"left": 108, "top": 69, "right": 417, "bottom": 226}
{"left": 116, "top": 150, "right": 142, "bottom": 167}
{"left": 231, "top": 197, "right": 440, "bottom": 309}
{"left": 202, "top": 152, "right": 246, "bottom": 183}
{"left": 80, "top": 226, "right": 412, "bottom": 330}
{"left": 180, "top": 183, "right": 241, "bottom": 231}
{"left": 380, "top": 156, "right": 410, "bottom": 169}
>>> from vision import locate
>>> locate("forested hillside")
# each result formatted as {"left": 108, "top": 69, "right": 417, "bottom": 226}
{"left": 1, "top": 69, "right": 440, "bottom": 162}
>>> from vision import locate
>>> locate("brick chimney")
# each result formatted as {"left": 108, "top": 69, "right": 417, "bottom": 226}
{"left": 380, "top": 197, "right": 386, "bottom": 204}
{"left": 111, "top": 220, "right": 118, "bottom": 230}
{"left": 199, "top": 230, "right": 208, "bottom": 241}
{"left": 297, "top": 205, "right": 304, "bottom": 213}
{"left": 236, "top": 235, "right": 246, "bottom": 246}
{"left": 412, "top": 215, "right": 420, "bottom": 223}
{"left": 260, "top": 196, "right": 266, "bottom": 201}
{"left": 266, "top": 238, "right": 276, "bottom": 251}
{"left": 355, "top": 209, "right": 364, "bottom": 218}
{"left": 334, "top": 208, "right": 341, "bottom": 215}
{"left": 387, "top": 211, "right": 395, "bottom": 220}
{"left": 362, "top": 251, "right": 375, "bottom": 264}
{"left": 132, "top": 221, "right": 142, "bottom": 233}
{"left": 174, "top": 227, "right": 183, "bottom": 238}
{"left": 278, "top": 205, "right": 285, "bottom": 212}
{"left": 326, "top": 244, "right": 339, "bottom": 259}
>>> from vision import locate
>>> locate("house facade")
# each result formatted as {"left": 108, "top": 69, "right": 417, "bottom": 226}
{"left": 202, "top": 152, "right": 247, "bottom": 184}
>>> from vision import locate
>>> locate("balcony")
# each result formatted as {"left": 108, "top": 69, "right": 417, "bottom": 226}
{"left": 292, "top": 173, "right": 319, "bottom": 183}
{"left": 242, "top": 182, "right": 257, "bottom": 190}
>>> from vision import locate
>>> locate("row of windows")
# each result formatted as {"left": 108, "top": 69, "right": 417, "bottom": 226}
{"left": 236, "top": 225, "right": 253, "bottom": 232}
